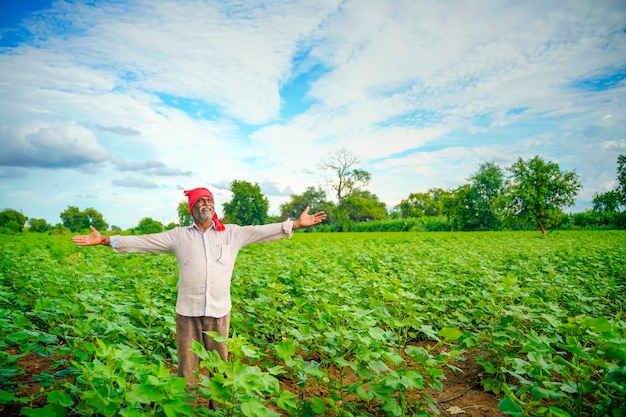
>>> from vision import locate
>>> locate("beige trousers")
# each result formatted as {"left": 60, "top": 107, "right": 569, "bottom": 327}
{"left": 175, "top": 312, "right": 230, "bottom": 386}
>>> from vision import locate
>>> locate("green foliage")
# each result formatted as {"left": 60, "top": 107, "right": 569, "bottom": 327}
{"left": 593, "top": 190, "right": 621, "bottom": 215}
{"left": 342, "top": 189, "right": 388, "bottom": 222}
{"left": 563, "top": 210, "right": 606, "bottom": 229}
{"left": 346, "top": 216, "right": 451, "bottom": 232}
{"left": 279, "top": 186, "right": 331, "bottom": 220}
{"left": 0, "top": 208, "right": 27, "bottom": 233}
{"left": 1, "top": 231, "right": 625, "bottom": 416}
{"left": 469, "top": 161, "right": 506, "bottom": 230}
{"left": 193, "top": 336, "right": 295, "bottom": 417}
{"left": 176, "top": 200, "right": 192, "bottom": 226}
{"left": 59, "top": 206, "right": 108, "bottom": 232}
{"left": 222, "top": 180, "right": 269, "bottom": 226}
{"left": 27, "top": 218, "right": 52, "bottom": 233}
{"left": 443, "top": 184, "right": 479, "bottom": 231}
{"left": 591, "top": 155, "right": 626, "bottom": 230}
{"left": 395, "top": 187, "right": 448, "bottom": 218}
{"left": 135, "top": 217, "right": 164, "bottom": 234}
{"left": 505, "top": 156, "right": 581, "bottom": 236}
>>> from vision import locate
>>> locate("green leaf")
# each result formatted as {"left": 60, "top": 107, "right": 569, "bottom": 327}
{"left": 356, "top": 385, "right": 375, "bottom": 401}
{"left": 438, "top": 327, "right": 462, "bottom": 341}
{"left": 368, "top": 326, "right": 386, "bottom": 341}
{"left": 582, "top": 317, "right": 612, "bottom": 333}
{"left": 275, "top": 390, "right": 297, "bottom": 411}
{"left": 548, "top": 406, "right": 572, "bottom": 417}
{"left": 274, "top": 339, "right": 296, "bottom": 361}
{"left": 126, "top": 383, "right": 165, "bottom": 404}
{"left": 240, "top": 398, "right": 280, "bottom": 417}
{"left": 498, "top": 397, "right": 525, "bottom": 416}
{"left": 368, "top": 360, "right": 389, "bottom": 374}
{"left": 20, "top": 404, "right": 60, "bottom": 417}
{"left": 419, "top": 324, "right": 440, "bottom": 340}
{"left": 309, "top": 396, "right": 326, "bottom": 414}
{"left": 47, "top": 390, "right": 74, "bottom": 407}
{"left": 241, "top": 344, "right": 261, "bottom": 359}
{"left": 119, "top": 408, "right": 146, "bottom": 417}
{"left": 162, "top": 399, "right": 193, "bottom": 417}
{"left": 303, "top": 363, "right": 326, "bottom": 378}
{"left": 5, "top": 330, "right": 31, "bottom": 343}
{"left": 335, "top": 357, "right": 357, "bottom": 371}
{"left": 0, "top": 389, "right": 24, "bottom": 404}
{"left": 531, "top": 386, "right": 565, "bottom": 400}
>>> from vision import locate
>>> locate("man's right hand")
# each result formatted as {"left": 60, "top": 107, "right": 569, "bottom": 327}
{"left": 71, "top": 225, "right": 107, "bottom": 246}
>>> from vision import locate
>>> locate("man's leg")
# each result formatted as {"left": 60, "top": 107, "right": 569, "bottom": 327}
{"left": 201, "top": 311, "right": 231, "bottom": 362}
{"left": 176, "top": 314, "right": 203, "bottom": 387}
{"left": 176, "top": 312, "right": 231, "bottom": 410}
{"left": 201, "top": 311, "right": 231, "bottom": 411}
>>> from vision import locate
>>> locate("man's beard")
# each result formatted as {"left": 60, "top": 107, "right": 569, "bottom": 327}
{"left": 192, "top": 206, "right": 214, "bottom": 223}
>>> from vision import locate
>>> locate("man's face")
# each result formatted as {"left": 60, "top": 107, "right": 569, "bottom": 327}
{"left": 192, "top": 196, "right": 214, "bottom": 223}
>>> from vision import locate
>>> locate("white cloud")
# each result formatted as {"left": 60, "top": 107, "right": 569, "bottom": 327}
{"left": 0, "top": 0, "right": 625, "bottom": 226}
{"left": 0, "top": 121, "right": 108, "bottom": 168}
{"left": 602, "top": 139, "right": 626, "bottom": 150}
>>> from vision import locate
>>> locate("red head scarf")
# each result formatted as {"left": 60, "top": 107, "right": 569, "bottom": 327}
{"left": 184, "top": 188, "right": 225, "bottom": 231}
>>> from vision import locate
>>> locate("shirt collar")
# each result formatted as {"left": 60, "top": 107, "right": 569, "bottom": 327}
{"left": 189, "top": 222, "right": 214, "bottom": 232}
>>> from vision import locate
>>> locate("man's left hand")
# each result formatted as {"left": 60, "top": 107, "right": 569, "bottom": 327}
{"left": 293, "top": 206, "right": 327, "bottom": 230}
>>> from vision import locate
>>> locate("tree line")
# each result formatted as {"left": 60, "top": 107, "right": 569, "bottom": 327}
{"left": 2, "top": 152, "right": 624, "bottom": 236}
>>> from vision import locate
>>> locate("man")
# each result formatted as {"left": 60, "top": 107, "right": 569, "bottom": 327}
{"left": 71, "top": 187, "right": 326, "bottom": 391}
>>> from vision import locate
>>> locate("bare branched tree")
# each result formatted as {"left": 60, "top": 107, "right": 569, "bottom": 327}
{"left": 319, "top": 149, "right": 371, "bottom": 207}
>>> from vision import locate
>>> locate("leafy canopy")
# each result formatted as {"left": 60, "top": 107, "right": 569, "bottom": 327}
{"left": 223, "top": 180, "right": 269, "bottom": 226}
{"left": 177, "top": 200, "right": 192, "bottom": 226}
{"left": 279, "top": 186, "right": 330, "bottom": 220}
{"left": 0, "top": 208, "right": 28, "bottom": 233}
{"left": 135, "top": 217, "right": 164, "bottom": 234}
{"left": 505, "top": 155, "right": 581, "bottom": 236}
{"left": 60, "top": 206, "right": 108, "bottom": 232}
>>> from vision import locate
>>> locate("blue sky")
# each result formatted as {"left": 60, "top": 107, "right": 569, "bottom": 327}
{"left": 1, "top": 0, "right": 625, "bottom": 229}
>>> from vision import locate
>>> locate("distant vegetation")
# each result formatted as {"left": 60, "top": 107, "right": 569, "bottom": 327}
{"left": 2, "top": 153, "right": 625, "bottom": 235}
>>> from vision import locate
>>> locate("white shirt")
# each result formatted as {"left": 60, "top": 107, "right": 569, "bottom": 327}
{"left": 110, "top": 221, "right": 294, "bottom": 317}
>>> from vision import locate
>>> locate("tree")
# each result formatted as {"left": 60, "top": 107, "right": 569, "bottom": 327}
{"left": 443, "top": 184, "right": 479, "bottom": 231}
{"left": 592, "top": 155, "right": 626, "bottom": 228}
{"left": 279, "top": 186, "right": 330, "bottom": 220}
{"left": 222, "top": 180, "right": 269, "bottom": 225}
{"left": 0, "top": 208, "right": 27, "bottom": 233}
{"left": 342, "top": 190, "right": 388, "bottom": 222}
{"left": 28, "top": 218, "right": 52, "bottom": 233}
{"left": 177, "top": 200, "right": 192, "bottom": 226}
{"left": 60, "top": 206, "right": 83, "bottom": 232}
{"left": 469, "top": 161, "right": 506, "bottom": 230}
{"left": 136, "top": 217, "right": 164, "bottom": 234}
{"left": 319, "top": 149, "right": 371, "bottom": 207}
{"left": 60, "top": 206, "right": 108, "bottom": 232}
{"left": 593, "top": 190, "right": 621, "bottom": 215}
{"left": 396, "top": 188, "right": 448, "bottom": 218}
{"left": 84, "top": 207, "right": 108, "bottom": 231}
{"left": 505, "top": 156, "right": 581, "bottom": 236}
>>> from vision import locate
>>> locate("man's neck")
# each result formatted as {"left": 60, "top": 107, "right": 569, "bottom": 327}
{"left": 195, "top": 220, "right": 213, "bottom": 232}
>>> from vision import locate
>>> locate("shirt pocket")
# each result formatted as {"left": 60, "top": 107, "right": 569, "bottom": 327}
{"left": 212, "top": 244, "right": 231, "bottom": 264}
